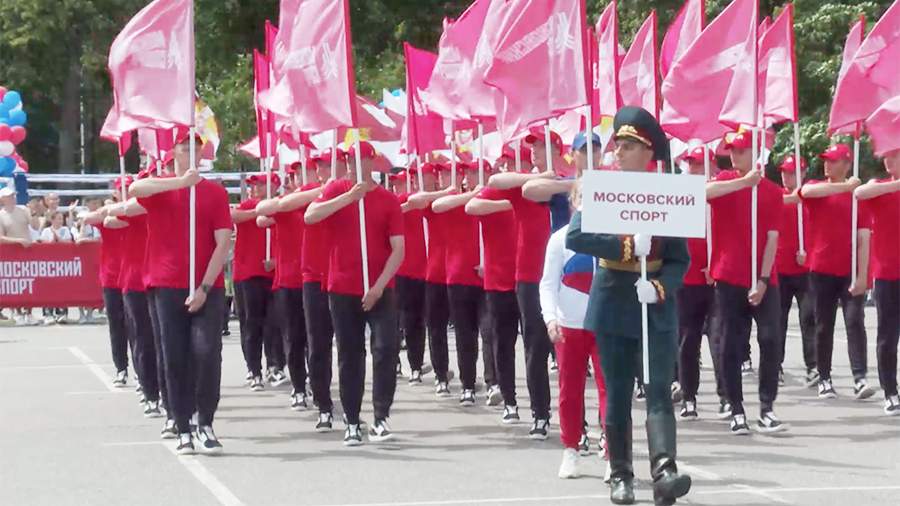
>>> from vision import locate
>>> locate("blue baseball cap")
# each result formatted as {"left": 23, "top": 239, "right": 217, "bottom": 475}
{"left": 572, "top": 131, "right": 602, "bottom": 152}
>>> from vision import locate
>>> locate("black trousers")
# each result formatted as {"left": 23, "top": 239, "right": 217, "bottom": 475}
{"left": 599, "top": 331, "right": 677, "bottom": 426}
{"left": 154, "top": 287, "right": 225, "bottom": 434}
{"left": 778, "top": 273, "right": 816, "bottom": 371}
{"left": 486, "top": 289, "right": 520, "bottom": 407}
{"left": 329, "top": 289, "right": 399, "bottom": 424}
{"left": 236, "top": 277, "right": 277, "bottom": 376}
{"left": 875, "top": 279, "right": 900, "bottom": 397}
{"left": 123, "top": 290, "right": 159, "bottom": 402}
{"left": 275, "top": 288, "right": 307, "bottom": 392}
{"left": 103, "top": 288, "right": 129, "bottom": 374}
{"left": 677, "top": 284, "right": 725, "bottom": 401}
{"left": 425, "top": 282, "right": 450, "bottom": 382}
{"left": 810, "top": 272, "right": 868, "bottom": 381}
{"left": 147, "top": 290, "right": 168, "bottom": 413}
{"left": 516, "top": 282, "right": 552, "bottom": 419}
{"left": 304, "top": 282, "right": 335, "bottom": 413}
{"left": 447, "top": 284, "right": 496, "bottom": 390}
{"left": 396, "top": 276, "right": 426, "bottom": 371}
{"left": 715, "top": 282, "right": 781, "bottom": 416}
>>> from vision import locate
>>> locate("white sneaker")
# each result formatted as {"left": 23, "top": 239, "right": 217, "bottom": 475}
{"left": 486, "top": 385, "right": 503, "bottom": 407}
{"left": 884, "top": 395, "right": 900, "bottom": 416}
{"left": 557, "top": 448, "right": 580, "bottom": 479}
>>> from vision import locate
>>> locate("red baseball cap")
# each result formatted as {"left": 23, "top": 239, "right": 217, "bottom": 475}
{"left": 724, "top": 131, "right": 752, "bottom": 150}
{"left": 348, "top": 141, "right": 378, "bottom": 160}
{"left": 113, "top": 175, "right": 134, "bottom": 189}
{"left": 313, "top": 148, "right": 349, "bottom": 164}
{"left": 246, "top": 173, "right": 281, "bottom": 188}
{"left": 779, "top": 155, "right": 808, "bottom": 172}
{"left": 524, "top": 127, "right": 564, "bottom": 154}
{"left": 419, "top": 162, "right": 442, "bottom": 175}
{"left": 819, "top": 144, "right": 851, "bottom": 161}
{"left": 173, "top": 126, "right": 204, "bottom": 145}
{"left": 500, "top": 144, "right": 533, "bottom": 163}
{"left": 681, "top": 146, "right": 715, "bottom": 163}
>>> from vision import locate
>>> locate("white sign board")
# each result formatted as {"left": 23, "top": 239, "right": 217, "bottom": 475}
{"left": 581, "top": 171, "right": 706, "bottom": 238}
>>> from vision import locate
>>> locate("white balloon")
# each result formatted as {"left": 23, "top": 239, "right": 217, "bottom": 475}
{"left": 0, "top": 141, "right": 15, "bottom": 157}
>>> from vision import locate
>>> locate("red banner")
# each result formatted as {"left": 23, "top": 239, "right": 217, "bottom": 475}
{"left": 0, "top": 243, "right": 103, "bottom": 308}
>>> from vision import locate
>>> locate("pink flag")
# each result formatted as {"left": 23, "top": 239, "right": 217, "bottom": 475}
{"left": 422, "top": 0, "right": 504, "bottom": 121}
{"left": 660, "top": 0, "right": 705, "bottom": 79}
{"left": 335, "top": 96, "right": 402, "bottom": 142}
{"left": 865, "top": 95, "right": 900, "bottom": 156}
{"left": 253, "top": 49, "right": 272, "bottom": 159}
{"left": 100, "top": 107, "right": 133, "bottom": 156}
{"left": 661, "top": 0, "right": 758, "bottom": 142}
{"left": 828, "top": 13, "right": 880, "bottom": 135}
{"left": 107, "top": 0, "right": 195, "bottom": 129}
{"left": 404, "top": 43, "right": 447, "bottom": 156}
{"left": 619, "top": 11, "right": 659, "bottom": 118}
{"left": 757, "top": 4, "right": 798, "bottom": 125}
{"left": 595, "top": 1, "right": 622, "bottom": 118}
{"left": 262, "top": 0, "right": 357, "bottom": 133}
{"left": 484, "top": 0, "right": 590, "bottom": 141}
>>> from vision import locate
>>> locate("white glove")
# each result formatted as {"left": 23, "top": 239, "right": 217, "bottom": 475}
{"left": 634, "top": 234, "right": 652, "bottom": 257}
{"left": 635, "top": 278, "right": 659, "bottom": 304}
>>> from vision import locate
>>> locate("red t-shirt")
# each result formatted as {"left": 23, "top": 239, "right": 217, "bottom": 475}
{"left": 506, "top": 188, "right": 551, "bottom": 283}
{"left": 396, "top": 193, "right": 427, "bottom": 280}
{"left": 776, "top": 188, "right": 811, "bottom": 277}
{"left": 318, "top": 180, "right": 403, "bottom": 297}
{"left": 800, "top": 180, "right": 873, "bottom": 277}
{"left": 118, "top": 214, "right": 149, "bottom": 293}
{"left": 440, "top": 201, "right": 481, "bottom": 287}
{"left": 475, "top": 187, "right": 517, "bottom": 292}
{"left": 684, "top": 237, "right": 709, "bottom": 286}
{"left": 298, "top": 183, "right": 329, "bottom": 285}
{"left": 272, "top": 208, "right": 304, "bottom": 290}
{"left": 232, "top": 198, "right": 272, "bottom": 282}
{"left": 138, "top": 179, "right": 233, "bottom": 289}
{"left": 423, "top": 207, "right": 447, "bottom": 284}
{"left": 862, "top": 179, "right": 900, "bottom": 280}
{"left": 709, "top": 170, "right": 782, "bottom": 288}
{"left": 97, "top": 224, "right": 126, "bottom": 289}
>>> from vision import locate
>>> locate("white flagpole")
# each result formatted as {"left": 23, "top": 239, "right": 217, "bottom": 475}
{"left": 264, "top": 143, "right": 272, "bottom": 262}
{"left": 331, "top": 130, "right": 338, "bottom": 180}
{"left": 300, "top": 143, "right": 308, "bottom": 186}
{"left": 118, "top": 154, "right": 127, "bottom": 202}
{"left": 419, "top": 154, "right": 429, "bottom": 257}
{"left": 189, "top": 126, "right": 197, "bottom": 295}
{"left": 585, "top": 106, "right": 594, "bottom": 172}
{"left": 450, "top": 133, "right": 457, "bottom": 189}
{"left": 851, "top": 131, "right": 860, "bottom": 286}
{"left": 353, "top": 133, "right": 371, "bottom": 293}
{"left": 704, "top": 144, "right": 713, "bottom": 276}
{"left": 751, "top": 128, "right": 759, "bottom": 288}
{"left": 544, "top": 124, "right": 554, "bottom": 174}
{"left": 477, "top": 121, "right": 486, "bottom": 267}
{"left": 792, "top": 122, "right": 805, "bottom": 256}
{"left": 515, "top": 139, "right": 522, "bottom": 173}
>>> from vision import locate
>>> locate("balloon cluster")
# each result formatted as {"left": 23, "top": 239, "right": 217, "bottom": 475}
{"left": 0, "top": 86, "right": 29, "bottom": 176}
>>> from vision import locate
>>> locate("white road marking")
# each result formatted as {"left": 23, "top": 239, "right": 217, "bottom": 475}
{"left": 0, "top": 364, "right": 113, "bottom": 371}
{"left": 162, "top": 443, "right": 246, "bottom": 506}
{"left": 678, "top": 461, "right": 722, "bottom": 481}
{"left": 65, "top": 390, "right": 131, "bottom": 395}
{"left": 732, "top": 484, "right": 791, "bottom": 504}
{"left": 102, "top": 441, "right": 164, "bottom": 447}
{"left": 67, "top": 346, "right": 116, "bottom": 392}
{"left": 314, "top": 494, "right": 606, "bottom": 506}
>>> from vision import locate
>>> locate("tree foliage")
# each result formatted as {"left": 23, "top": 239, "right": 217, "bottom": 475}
{"left": 0, "top": 0, "right": 894, "bottom": 179}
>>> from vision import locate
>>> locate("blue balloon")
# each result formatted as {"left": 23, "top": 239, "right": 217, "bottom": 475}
{"left": 0, "top": 104, "right": 9, "bottom": 119}
{"left": 8, "top": 110, "right": 26, "bottom": 127}
{"left": 2, "top": 91, "right": 21, "bottom": 109}
{"left": 0, "top": 157, "right": 15, "bottom": 176}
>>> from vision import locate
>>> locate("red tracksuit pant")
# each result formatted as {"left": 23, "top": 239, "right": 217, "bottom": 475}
{"left": 556, "top": 326, "right": 607, "bottom": 449}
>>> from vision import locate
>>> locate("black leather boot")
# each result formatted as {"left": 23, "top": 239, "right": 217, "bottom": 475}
{"left": 647, "top": 412, "right": 692, "bottom": 505}
{"left": 605, "top": 423, "right": 635, "bottom": 505}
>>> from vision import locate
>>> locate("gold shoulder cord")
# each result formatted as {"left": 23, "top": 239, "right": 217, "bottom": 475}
{"left": 622, "top": 236, "right": 633, "bottom": 263}
{"left": 650, "top": 280, "right": 666, "bottom": 302}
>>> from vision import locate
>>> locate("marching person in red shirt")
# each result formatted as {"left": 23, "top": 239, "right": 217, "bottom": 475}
{"left": 232, "top": 173, "right": 285, "bottom": 391}
{"left": 799, "top": 144, "right": 875, "bottom": 400}
{"left": 677, "top": 147, "right": 727, "bottom": 421}
{"left": 706, "top": 130, "right": 787, "bottom": 435}
{"left": 855, "top": 147, "right": 900, "bottom": 415}
{"left": 129, "top": 129, "right": 233, "bottom": 455}
{"left": 776, "top": 156, "right": 817, "bottom": 388}
{"left": 432, "top": 160, "right": 499, "bottom": 406}
{"left": 305, "top": 141, "right": 404, "bottom": 446}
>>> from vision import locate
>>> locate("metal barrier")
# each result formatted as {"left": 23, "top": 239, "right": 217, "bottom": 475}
{"left": 21, "top": 172, "right": 250, "bottom": 199}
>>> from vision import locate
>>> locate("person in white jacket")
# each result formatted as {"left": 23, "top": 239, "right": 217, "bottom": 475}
{"left": 540, "top": 184, "right": 607, "bottom": 480}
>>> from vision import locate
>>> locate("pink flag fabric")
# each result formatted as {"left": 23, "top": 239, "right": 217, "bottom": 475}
{"left": 136, "top": 127, "right": 174, "bottom": 160}
{"left": 661, "top": 0, "right": 758, "bottom": 142}
{"left": 484, "top": 0, "right": 589, "bottom": 141}
{"left": 422, "top": 0, "right": 503, "bottom": 121}
{"left": 100, "top": 106, "right": 133, "bottom": 156}
{"left": 262, "top": 0, "right": 357, "bottom": 133}
{"left": 865, "top": 95, "right": 900, "bottom": 156}
{"left": 253, "top": 49, "right": 272, "bottom": 159}
{"left": 107, "top": 0, "right": 195, "bottom": 129}
{"left": 404, "top": 43, "right": 447, "bottom": 156}
{"left": 828, "top": 15, "right": 872, "bottom": 135}
{"left": 757, "top": 4, "right": 798, "bottom": 125}
{"left": 660, "top": 0, "right": 705, "bottom": 79}
{"left": 595, "top": 1, "right": 622, "bottom": 119}
{"left": 619, "top": 11, "right": 659, "bottom": 118}
{"left": 336, "top": 96, "right": 402, "bottom": 142}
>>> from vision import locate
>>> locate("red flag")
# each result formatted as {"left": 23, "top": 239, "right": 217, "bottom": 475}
{"left": 136, "top": 127, "right": 174, "bottom": 161}
{"left": 107, "top": 0, "right": 195, "bottom": 129}
{"left": 422, "top": 0, "right": 504, "bottom": 121}
{"left": 865, "top": 95, "right": 900, "bottom": 156}
{"left": 831, "top": 17, "right": 865, "bottom": 136}
{"left": 757, "top": 4, "right": 798, "bottom": 125}
{"left": 253, "top": 49, "right": 273, "bottom": 158}
{"left": 595, "top": 1, "right": 622, "bottom": 119}
{"left": 619, "top": 11, "right": 659, "bottom": 118}
{"left": 404, "top": 43, "right": 447, "bottom": 156}
{"left": 265, "top": 19, "right": 278, "bottom": 63}
{"left": 660, "top": 0, "right": 705, "bottom": 78}
{"left": 336, "top": 96, "right": 401, "bottom": 142}
{"left": 484, "top": 0, "right": 590, "bottom": 141}
{"left": 828, "top": 12, "right": 887, "bottom": 135}
{"left": 262, "top": 0, "right": 357, "bottom": 133}
{"left": 661, "top": 0, "right": 758, "bottom": 142}
{"left": 100, "top": 107, "right": 133, "bottom": 156}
